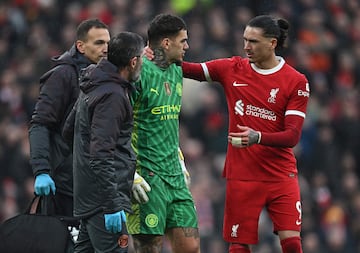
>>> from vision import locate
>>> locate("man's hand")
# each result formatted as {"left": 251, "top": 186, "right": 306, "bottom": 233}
{"left": 132, "top": 172, "right": 151, "bottom": 203}
{"left": 228, "top": 125, "right": 261, "bottom": 148}
{"left": 104, "top": 210, "right": 126, "bottom": 233}
{"left": 178, "top": 148, "right": 191, "bottom": 188}
{"left": 34, "top": 173, "right": 56, "bottom": 195}
{"left": 144, "top": 46, "right": 154, "bottom": 60}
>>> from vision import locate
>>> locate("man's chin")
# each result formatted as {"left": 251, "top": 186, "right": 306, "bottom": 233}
{"left": 174, "top": 59, "right": 183, "bottom": 66}
{"left": 248, "top": 58, "right": 255, "bottom": 63}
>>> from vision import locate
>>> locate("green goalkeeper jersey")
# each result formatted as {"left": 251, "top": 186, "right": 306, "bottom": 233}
{"left": 131, "top": 58, "right": 183, "bottom": 186}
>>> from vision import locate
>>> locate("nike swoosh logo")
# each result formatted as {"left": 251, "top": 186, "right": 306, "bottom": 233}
{"left": 232, "top": 82, "right": 248, "bottom": 87}
{"left": 296, "top": 220, "right": 302, "bottom": 225}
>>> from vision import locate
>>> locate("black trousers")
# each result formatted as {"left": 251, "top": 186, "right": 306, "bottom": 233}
{"left": 74, "top": 212, "right": 128, "bottom": 253}
{"left": 53, "top": 192, "right": 74, "bottom": 217}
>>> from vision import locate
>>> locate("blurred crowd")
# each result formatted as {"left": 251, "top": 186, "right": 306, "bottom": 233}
{"left": 1, "top": 0, "right": 360, "bottom": 252}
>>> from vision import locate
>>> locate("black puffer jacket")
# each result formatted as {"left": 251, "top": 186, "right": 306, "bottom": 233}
{"left": 29, "top": 45, "right": 92, "bottom": 196}
{"left": 68, "top": 59, "right": 135, "bottom": 218}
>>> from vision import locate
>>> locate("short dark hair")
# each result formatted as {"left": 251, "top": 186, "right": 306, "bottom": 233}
{"left": 247, "top": 15, "right": 290, "bottom": 49}
{"left": 147, "top": 14, "right": 187, "bottom": 47}
{"left": 107, "top": 32, "right": 144, "bottom": 69}
{"left": 76, "top": 19, "right": 108, "bottom": 41}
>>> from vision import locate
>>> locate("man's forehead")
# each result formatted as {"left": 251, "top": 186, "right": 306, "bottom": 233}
{"left": 243, "top": 26, "right": 265, "bottom": 38}
{"left": 86, "top": 28, "right": 110, "bottom": 41}
{"left": 174, "top": 29, "right": 188, "bottom": 40}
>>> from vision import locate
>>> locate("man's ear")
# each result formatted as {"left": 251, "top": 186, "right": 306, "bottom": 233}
{"left": 130, "top": 56, "right": 138, "bottom": 69}
{"left": 160, "top": 38, "right": 170, "bottom": 50}
{"left": 76, "top": 40, "right": 85, "bottom": 54}
{"left": 270, "top": 38, "right": 277, "bottom": 50}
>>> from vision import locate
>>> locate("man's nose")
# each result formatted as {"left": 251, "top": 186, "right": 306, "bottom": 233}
{"left": 184, "top": 42, "right": 190, "bottom": 50}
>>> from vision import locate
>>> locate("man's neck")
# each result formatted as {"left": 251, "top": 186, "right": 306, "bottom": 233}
{"left": 254, "top": 55, "right": 280, "bottom": 69}
{"left": 153, "top": 48, "right": 170, "bottom": 68}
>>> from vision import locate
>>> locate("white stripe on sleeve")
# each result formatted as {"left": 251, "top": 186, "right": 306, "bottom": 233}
{"left": 200, "top": 63, "right": 212, "bottom": 83}
{"left": 285, "top": 110, "right": 306, "bottom": 118}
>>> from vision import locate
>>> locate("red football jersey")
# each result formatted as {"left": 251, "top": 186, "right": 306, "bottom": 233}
{"left": 183, "top": 57, "right": 309, "bottom": 181}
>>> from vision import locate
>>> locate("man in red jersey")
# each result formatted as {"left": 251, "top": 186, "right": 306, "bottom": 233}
{"left": 181, "top": 15, "right": 309, "bottom": 253}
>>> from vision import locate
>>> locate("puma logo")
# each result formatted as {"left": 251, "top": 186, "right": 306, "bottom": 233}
{"left": 150, "top": 88, "right": 159, "bottom": 95}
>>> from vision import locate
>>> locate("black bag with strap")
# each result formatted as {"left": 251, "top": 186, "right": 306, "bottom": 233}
{"left": 0, "top": 195, "right": 78, "bottom": 253}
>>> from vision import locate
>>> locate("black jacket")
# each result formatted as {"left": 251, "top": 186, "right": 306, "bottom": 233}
{"left": 29, "top": 45, "right": 92, "bottom": 197}
{"left": 65, "top": 59, "right": 135, "bottom": 218}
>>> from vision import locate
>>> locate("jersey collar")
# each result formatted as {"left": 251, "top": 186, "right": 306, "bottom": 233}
{"left": 250, "top": 56, "right": 285, "bottom": 75}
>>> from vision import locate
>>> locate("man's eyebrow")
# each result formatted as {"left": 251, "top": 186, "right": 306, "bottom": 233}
{"left": 243, "top": 37, "right": 259, "bottom": 42}
{"left": 94, "top": 39, "right": 107, "bottom": 44}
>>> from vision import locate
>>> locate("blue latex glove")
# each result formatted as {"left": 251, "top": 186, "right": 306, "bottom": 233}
{"left": 104, "top": 210, "right": 126, "bottom": 233}
{"left": 34, "top": 173, "right": 56, "bottom": 195}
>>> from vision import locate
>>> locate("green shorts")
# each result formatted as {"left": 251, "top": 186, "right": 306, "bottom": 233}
{"left": 127, "top": 169, "right": 198, "bottom": 235}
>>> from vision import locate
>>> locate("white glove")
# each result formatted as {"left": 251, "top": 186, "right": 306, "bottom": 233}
{"left": 178, "top": 147, "right": 191, "bottom": 188}
{"left": 132, "top": 172, "right": 151, "bottom": 203}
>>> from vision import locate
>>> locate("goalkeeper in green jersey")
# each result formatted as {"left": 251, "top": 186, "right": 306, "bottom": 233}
{"left": 127, "top": 14, "right": 200, "bottom": 253}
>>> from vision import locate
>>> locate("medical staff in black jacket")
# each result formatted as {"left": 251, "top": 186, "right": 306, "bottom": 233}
{"left": 29, "top": 19, "right": 109, "bottom": 217}
{"left": 63, "top": 31, "right": 144, "bottom": 253}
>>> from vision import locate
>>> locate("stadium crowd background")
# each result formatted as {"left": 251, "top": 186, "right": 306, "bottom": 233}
{"left": 1, "top": 0, "right": 360, "bottom": 252}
